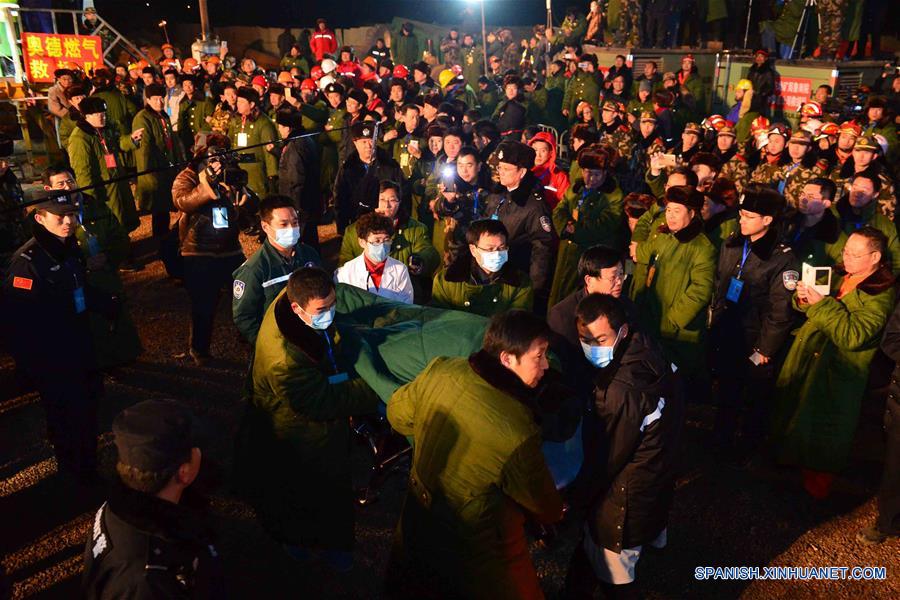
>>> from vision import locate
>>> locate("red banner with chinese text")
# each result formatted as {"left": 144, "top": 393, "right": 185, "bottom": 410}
{"left": 770, "top": 77, "right": 813, "bottom": 113}
{"left": 22, "top": 32, "right": 104, "bottom": 83}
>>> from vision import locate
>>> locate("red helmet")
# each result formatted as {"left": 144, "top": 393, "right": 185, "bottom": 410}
{"left": 311, "top": 65, "right": 324, "bottom": 81}
{"left": 750, "top": 116, "right": 770, "bottom": 135}
{"left": 251, "top": 75, "right": 268, "bottom": 88}
{"left": 800, "top": 101, "right": 823, "bottom": 117}
{"left": 393, "top": 64, "right": 409, "bottom": 79}
{"left": 838, "top": 120, "right": 862, "bottom": 138}
{"left": 704, "top": 114, "right": 728, "bottom": 131}
{"left": 816, "top": 122, "right": 840, "bottom": 140}
{"left": 300, "top": 78, "right": 317, "bottom": 91}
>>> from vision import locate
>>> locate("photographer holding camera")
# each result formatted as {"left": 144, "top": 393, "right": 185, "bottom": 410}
{"left": 172, "top": 133, "right": 246, "bottom": 366}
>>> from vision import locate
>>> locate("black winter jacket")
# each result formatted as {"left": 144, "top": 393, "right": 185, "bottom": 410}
{"left": 276, "top": 131, "right": 322, "bottom": 221}
{"left": 333, "top": 147, "right": 403, "bottom": 232}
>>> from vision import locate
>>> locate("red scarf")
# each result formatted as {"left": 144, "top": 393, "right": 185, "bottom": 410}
{"left": 363, "top": 254, "right": 385, "bottom": 289}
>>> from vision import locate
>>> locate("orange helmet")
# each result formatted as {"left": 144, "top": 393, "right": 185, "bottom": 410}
{"left": 838, "top": 120, "right": 861, "bottom": 138}
{"left": 800, "top": 101, "right": 823, "bottom": 117}
{"left": 277, "top": 71, "right": 293, "bottom": 85}
{"left": 182, "top": 58, "right": 198, "bottom": 72}
{"left": 204, "top": 55, "right": 221, "bottom": 65}
{"left": 816, "top": 122, "right": 840, "bottom": 141}
{"left": 161, "top": 43, "right": 174, "bottom": 51}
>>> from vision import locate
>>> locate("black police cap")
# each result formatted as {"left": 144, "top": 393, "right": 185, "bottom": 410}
{"left": 34, "top": 193, "right": 79, "bottom": 215}
{"left": 113, "top": 399, "right": 196, "bottom": 473}
{"left": 351, "top": 120, "right": 376, "bottom": 140}
{"left": 739, "top": 186, "right": 785, "bottom": 218}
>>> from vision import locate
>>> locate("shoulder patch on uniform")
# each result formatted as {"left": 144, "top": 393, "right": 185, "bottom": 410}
{"left": 783, "top": 270, "right": 799, "bottom": 291}
{"left": 92, "top": 503, "right": 110, "bottom": 559}
{"left": 233, "top": 280, "right": 245, "bottom": 300}
{"left": 540, "top": 216, "right": 552, "bottom": 232}
{"left": 303, "top": 261, "right": 317, "bottom": 268}
{"left": 12, "top": 277, "right": 32, "bottom": 290}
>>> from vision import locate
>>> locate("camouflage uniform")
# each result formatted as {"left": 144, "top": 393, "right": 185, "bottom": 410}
{"left": 209, "top": 102, "right": 235, "bottom": 135}
{"left": 773, "top": 160, "right": 827, "bottom": 211}
{"left": 600, "top": 122, "right": 635, "bottom": 162}
{"left": 831, "top": 166, "right": 896, "bottom": 219}
{"left": 817, "top": 0, "right": 848, "bottom": 54}
{"left": 614, "top": 0, "right": 642, "bottom": 47}
{"left": 720, "top": 153, "right": 751, "bottom": 194}
{"left": 750, "top": 160, "right": 783, "bottom": 184}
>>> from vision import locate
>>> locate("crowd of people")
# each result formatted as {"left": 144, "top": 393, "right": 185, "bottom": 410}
{"left": 1, "top": 6, "right": 900, "bottom": 599}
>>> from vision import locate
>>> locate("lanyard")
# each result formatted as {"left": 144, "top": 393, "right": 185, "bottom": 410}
{"left": 322, "top": 330, "right": 339, "bottom": 374}
{"left": 577, "top": 188, "right": 590, "bottom": 211}
{"left": 473, "top": 189, "right": 480, "bottom": 218}
{"left": 737, "top": 240, "right": 751, "bottom": 279}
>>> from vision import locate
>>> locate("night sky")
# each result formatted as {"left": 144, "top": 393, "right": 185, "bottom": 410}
{"left": 97, "top": 0, "right": 568, "bottom": 32}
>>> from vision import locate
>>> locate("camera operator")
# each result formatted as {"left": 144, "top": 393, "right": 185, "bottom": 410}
{"left": 434, "top": 145, "right": 492, "bottom": 266}
{"left": 172, "top": 133, "right": 246, "bottom": 366}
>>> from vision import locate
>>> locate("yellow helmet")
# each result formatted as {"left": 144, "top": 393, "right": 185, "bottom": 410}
{"left": 439, "top": 69, "right": 456, "bottom": 89}
{"left": 735, "top": 79, "right": 753, "bottom": 92}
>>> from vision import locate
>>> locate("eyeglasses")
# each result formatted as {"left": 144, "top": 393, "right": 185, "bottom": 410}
{"left": 476, "top": 245, "right": 508, "bottom": 253}
{"left": 841, "top": 248, "right": 875, "bottom": 259}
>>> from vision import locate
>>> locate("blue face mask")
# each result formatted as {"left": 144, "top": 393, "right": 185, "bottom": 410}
{"left": 301, "top": 305, "right": 336, "bottom": 330}
{"left": 479, "top": 249, "right": 508, "bottom": 273}
{"left": 366, "top": 241, "right": 390, "bottom": 263}
{"left": 273, "top": 226, "right": 300, "bottom": 249}
{"left": 581, "top": 327, "right": 622, "bottom": 368}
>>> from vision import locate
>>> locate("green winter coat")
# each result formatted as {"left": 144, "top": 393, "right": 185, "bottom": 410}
{"left": 299, "top": 99, "right": 329, "bottom": 134}
{"left": 563, "top": 71, "right": 602, "bottom": 120}
{"left": 246, "top": 288, "right": 380, "bottom": 550}
{"left": 75, "top": 193, "right": 141, "bottom": 369}
{"left": 227, "top": 110, "right": 279, "bottom": 197}
{"left": 835, "top": 200, "right": 900, "bottom": 274}
{"left": 177, "top": 94, "right": 214, "bottom": 148}
{"left": 231, "top": 238, "right": 321, "bottom": 346}
{"left": 133, "top": 107, "right": 185, "bottom": 213}
{"left": 633, "top": 219, "right": 716, "bottom": 373}
{"left": 58, "top": 113, "right": 79, "bottom": 152}
{"left": 703, "top": 211, "right": 740, "bottom": 252}
{"left": 92, "top": 88, "right": 137, "bottom": 141}
{"left": 770, "top": 268, "right": 894, "bottom": 472}
{"left": 68, "top": 121, "right": 140, "bottom": 232}
{"left": 680, "top": 72, "right": 706, "bottom": 120}
{"left": 392, "top": 32, "right": 420, "bottom": 68}
{"left": 320, "top": 107, "right": 347, "bottom": 196}
{"left": 549, "top": 180, "right": 625, "bottom": 308}
{"left": 460, "top": 45, "right": 483, "bottom": 88}
{"left": 431, "top": 260, "right": 534, "bottom": 317}
{"left": 476, "top": 86, "right": 499, "bottom": 119}
{"left": 387, "top": 354, "right": 563, "bottom": 599}
{"left": 280, "top": 54, "right": 309, "bottom": 73}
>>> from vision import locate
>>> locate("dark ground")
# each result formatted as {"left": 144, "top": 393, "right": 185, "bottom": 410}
{"left": 0, "top": 215, "right": 897, "bottom": 599}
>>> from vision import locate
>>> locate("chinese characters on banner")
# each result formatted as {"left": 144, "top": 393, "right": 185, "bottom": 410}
{"left": 22, "top": 33, "right": 104, "bottom": 83}
{"left": 770, "top": 77, "right": 813, "bottom": 113}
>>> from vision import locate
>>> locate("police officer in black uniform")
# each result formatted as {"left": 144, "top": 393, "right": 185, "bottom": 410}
{"left": 82, "top": 399, "right": 225, "bottom": 599}
{"left": 2, "top": 193, "right": 117, "bottom": 482}
{"left": 709, "top": 185, "right": 799, "bottom": 462}
{"left": 483, "top": 140, "right": 557, "bottom": 313}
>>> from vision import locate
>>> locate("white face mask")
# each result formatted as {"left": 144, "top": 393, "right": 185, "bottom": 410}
{"left": 366, "top": 240, "right": 390, "bottom": 263}
{"left": 273, "top": 226, "right": 300, "bottom": 248}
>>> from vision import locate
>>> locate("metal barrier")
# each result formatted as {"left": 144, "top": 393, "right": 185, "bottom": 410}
{"left": 16, "top": 8, "right": 149, "bottom": 68}
{"left": 536, "top": 123, "right": 559, "bottom": 148}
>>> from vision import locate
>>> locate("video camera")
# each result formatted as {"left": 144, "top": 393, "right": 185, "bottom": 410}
{"left": 205, "top": 150, "right": 251, "bottom": 189}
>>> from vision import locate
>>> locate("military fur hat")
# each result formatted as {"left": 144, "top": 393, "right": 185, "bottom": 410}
{"left": 236, "top": 87, "right": 260, "bottom": 104}
{"left": 495, "top": 140, "right": 535, "bottom": 169}
{"left": 79, "top": 96, "right": 107, "bottom": 115}
{"left": 144, "top": 83, "right": 166, "bottom": 99}
{"left": 665, "top": 185, "right": 703, "bottom": 212}
{"left": 739, "top": 185, "right": 785, "bottom": 217}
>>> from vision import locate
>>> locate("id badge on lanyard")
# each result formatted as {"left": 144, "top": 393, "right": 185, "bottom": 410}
{"left": 726, "top": 241, "right": 752, "bottom": 303}
{"left": 237, "top": 132, "right": 249, "bottom": 147}
{"left": 73, "top": 286, "right": 86, "bottom": 314}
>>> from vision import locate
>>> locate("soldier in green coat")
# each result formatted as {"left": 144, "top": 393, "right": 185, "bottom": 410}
{"left": 833, "top": 172, "right": 900, "bottom": 274}
{"left": 320, "top": 82, "right": 348, "bottom": 199}
{"left": 232, "top": 196, "right": 320, "bottom": 346}
{"left": 69, "top": 97, "right": 142, "bottom": 233}
{"left": 632, "top": 186, "right": 716, "bottom": 375}
{"left": 133, "top": 84, "right": 186, "bottom": 238}
{"left": 550, "top": 145, "right": 625, "bottom": 308}
{"left": 43, "top": 167, "right": 141, "bottom": 368}
{"left": 177, "top": 75, "right": 214, "bottom": 151}
{"left": 242, "top": 268, "right": 379, "bottom": 568}
{"left": 770, "top": 228, "right": 895, "bottom": 494}
{"left": 227, "top": 87, "right": 279, "bottom": 198}
{"left": 91, "top": 76, "right": 138, "bottom": 145}
{"left": 392, "top": 22, "right": 420, "bottom": 68}
{"left": 58, "top": 85, "right": 87, "bottom": 154}
{"left": 563, "top": 56, "right": 602, "bottom": 122}
{"left": 476, "top": 78, "right": 500, "bottom": 119}
{"left": 386, "top": 310, "right": 564, "bottom": 598}
{"left": 460, "top": 35, "right": 483, "bottom": 89}
{"left": 431, "top": 219, "right": 534, "bottom": 316}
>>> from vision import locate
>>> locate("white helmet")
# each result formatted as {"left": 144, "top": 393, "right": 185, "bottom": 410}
{"left": 873, "top": 133, "right": 889, "bottom": 156}
{"left": 801, "top": 118, "right": 822, "bottom": 136}
{"left": 318, "top": 74, "right": 335, "bottom": 91}
{"left": 755, "top": 131, "right": 769, "bottom": 150}
{"left": 320, "top": 58, "right": 337, "bottom": 75}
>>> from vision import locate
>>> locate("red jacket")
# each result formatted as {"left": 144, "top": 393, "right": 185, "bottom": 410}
{"left": 528, "top": 131, "right": 570, "bottom": 209}
{"left": 310, "top": 29, "right": 337, "bottom": 61}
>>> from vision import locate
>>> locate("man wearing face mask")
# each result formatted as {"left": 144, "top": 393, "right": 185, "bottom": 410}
{"left": 172, "top": 136, "right": 246, "bottom": 366}
{"left": 565, "top": 293, "right": 683, "bottom": 599}
{"left": 245, "top": 267, "right": 379, "bottom": 570}
{"left": 232, "top": 196, "right": 320, "bottom": 346}
{"left": 431, "top": 219, "right": 533, "bottom": 316}
{"left": 335, "top": 212, "right": 414, "bottom": 304}
{"left": 484, "top": 140, "right": 557, "bottom": 312}
{"left": 708, "top": 186, "right": 798, "bottom": 463}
